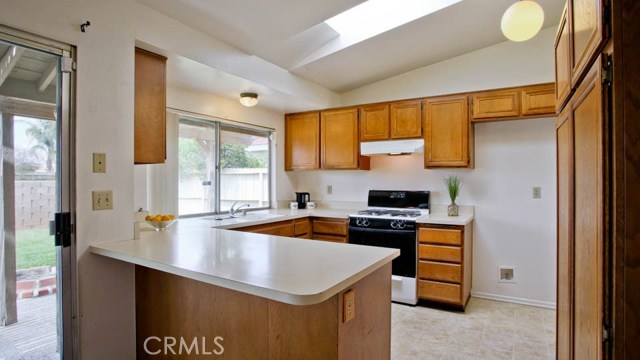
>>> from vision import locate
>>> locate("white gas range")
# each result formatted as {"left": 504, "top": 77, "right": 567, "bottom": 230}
{"left": 348, "top": 190, "right": 430, "bottom": 305}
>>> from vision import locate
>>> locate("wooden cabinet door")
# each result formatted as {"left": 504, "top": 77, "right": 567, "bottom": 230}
{"left": 390, "top": 100, "right": 421, "bottom": 139}
{"left": 556, "top": 105, "right": 574, "bottom": 360}
{"left": 134, "top": 48, "right": 167, "bottom": 164}
{"left": 285, "top": 112, "right": 320, "bottom": 171}
{"left": 569, "top": 0, "right": 605, "bottom": 88}
{"left": 472, "top": 89, "right": 521, "bottom": 120}
{"left": 555, "top": 4, "right": 572, "bottom": 113}
{"left": 359, "top": 104, "right": 389, "bottom": 141}
{"left": 521, "top": 84, "right": 556, "bottom": 116}
{"left": 423, "top": 96, "right": 469, "bottom": 168}
{"left": 571, "top": 57, "right": 605, "bottom": 360}
{"left": 321, "top": 108, "right": 359, "bottom": 169}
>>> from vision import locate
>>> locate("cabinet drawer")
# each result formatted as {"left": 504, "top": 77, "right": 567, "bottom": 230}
{"left": 419, "top": 244, "right": 461, "bottom": 263}
{"left": 312, "top": 219, "right": 347, "bottom": 236}
{"left": 418, "top": 261, "right": 461, "bottom": 283}
{"left": 418, "top": 280, "right": 461, "bottom": 304}
{"left": 294, "top": 218, "right": 310, "bottom": 236}
{"left": 472, "top": 90, "right": 520, "bottom": 119}
{"left": 418, "top": 227, "right": 462, "bottom": 245}
{"left": 313, "top": 234, "right": 346, "bottom": 243}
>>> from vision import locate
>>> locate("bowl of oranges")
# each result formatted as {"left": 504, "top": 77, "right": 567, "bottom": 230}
{"left": 145, "top": 214, "right": 176, "bottom": 231}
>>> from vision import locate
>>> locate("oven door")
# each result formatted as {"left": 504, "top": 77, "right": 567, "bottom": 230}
{"left": 348, "top": 227, "right": 416, "bottom": 278}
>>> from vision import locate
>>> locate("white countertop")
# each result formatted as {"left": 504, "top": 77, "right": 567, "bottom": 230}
{"left": 91, "top": 219, "right": 398, "bottom": 306}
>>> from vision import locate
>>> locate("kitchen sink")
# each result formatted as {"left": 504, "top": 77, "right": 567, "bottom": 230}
{"left": 203, "top": 213, "right": 285, "bottom": 222}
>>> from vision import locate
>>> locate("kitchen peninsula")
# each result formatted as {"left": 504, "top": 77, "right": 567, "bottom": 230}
{"left": 91, "top": 216, "right": 399, "bottom": 360}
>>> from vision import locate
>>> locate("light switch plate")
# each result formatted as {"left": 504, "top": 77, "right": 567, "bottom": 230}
{"left": 532, "top": 186, "right": 542, "bottom": 199}
{"left": 327, "top": 185, "right": 333, "bottom": 195}
{"left": 343, "top": 289, "right": 355, "bottom": 323}
{"left": 92, "top": 190, "right": 113, "bottom": 210}
{"left": 93, "top": 153, "right": 106, "bottom": 173}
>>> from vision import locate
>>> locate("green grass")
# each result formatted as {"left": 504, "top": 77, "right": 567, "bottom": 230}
{"left": 16, "top": 228, "right": 56, "bottom": 270}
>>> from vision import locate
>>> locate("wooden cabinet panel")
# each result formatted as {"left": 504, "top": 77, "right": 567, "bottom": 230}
{"left": 321, "top": 108, "right": 360, "bottom": 169}
{"left": 285, "top": 112, "right": 320, "bottom": 171}
{"left": 522, "top": 84, "right": 556, "bottom": 116}
{"left": 418, "top": 261, "right": 462, "bottom": 283}
{"left": 423, "top": 96, "right": 469, "bottom": 168}
{"left": 134, "top": 48, "right": 167, "bottom": 164}
{"left": 294, "top": 218, "right": 311, "bottom": 237}
{"left": 419, "top": 244, "right": 461, "bottom": 263}
{"left": 556, "top": 105, "right": 574, "bottom": 360}
{"left": 571, "top": 59, "right": 603, "bottom": 360}
{"left": 472, "top": 90, "right": 521, "bottom": 120}
{"left": 237, "top": 221, "right": 295, "bottom": 237}
{"left": 359, "top": 104, "right": 389, "bottom": 141}
{"left": 569, "top": 0, "right": 604, "bottom": 88}
{"left": 390, "top": 100, "right": 421, "bottom": 139}
{"left": 555, "top": 5, "right": 572, "bottom": 113}
{"left": 312, "top": 234, "right": 347, "bottom": 243}
{"left": 418, "top": 227, "right": 462, "bottom": 246}
{"left": 312, "top": 218, "right": 347, "bottom": 236}
{"left": 418, "top": 280, "right": 461, "bottom": 304}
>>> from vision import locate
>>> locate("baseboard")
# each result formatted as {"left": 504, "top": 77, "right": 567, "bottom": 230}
{"left": 471, "top": 291, "right": 556, "bottom": 309}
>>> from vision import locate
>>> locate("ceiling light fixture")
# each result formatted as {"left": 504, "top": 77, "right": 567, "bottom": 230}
{"left": 501, "top": 0, "right": 545, "bottom": 42}
{"left": 239, "top": 92, "right": 258, "bottom": 107}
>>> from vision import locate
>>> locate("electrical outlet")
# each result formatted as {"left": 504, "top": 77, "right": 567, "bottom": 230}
{"left": 93, "top": 153, "right": 106, "bottom": 173}
{"left": 327, "top": 185, "right": 333, "bottom": 195}
{"left": 498, "top": 266, "right": 516, "bottom": 283}
{"left": 92, "top": 190, "right": 113, "bottom": 210}
{"left": 532, "top": 186, "right": 542, "bottom": 199}
{"left": 343, "top": 289, "right": 355, "bottom": 323}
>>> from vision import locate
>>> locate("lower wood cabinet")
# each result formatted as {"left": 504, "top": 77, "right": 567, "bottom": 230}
{"left": 311, "top": 217, "right": 348, "bottom": 243}
{"left": 232, "top": 216, "right": 348, "bottom": 243}
{"left": 417, "top": 223, "right": 472, "bottom": 309}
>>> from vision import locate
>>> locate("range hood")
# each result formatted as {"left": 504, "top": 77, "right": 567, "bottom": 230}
{"left": 360, "top": 139, "right": 424, "bottom": 155}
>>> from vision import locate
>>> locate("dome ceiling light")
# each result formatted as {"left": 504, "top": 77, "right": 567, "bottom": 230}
{"left": 501, "top": 0, "right": 545, "bottom": 42}
{"left": 239, "top": 92, "right": 258, "bottom": 107}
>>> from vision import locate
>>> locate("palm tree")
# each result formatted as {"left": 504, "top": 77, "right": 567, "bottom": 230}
{"left": 25, "top": 120, "right": 57, "bottom": 173}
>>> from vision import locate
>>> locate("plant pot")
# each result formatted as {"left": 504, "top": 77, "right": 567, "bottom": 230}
{"left": 447, "top": 203, "right": 459, "bottom": 217}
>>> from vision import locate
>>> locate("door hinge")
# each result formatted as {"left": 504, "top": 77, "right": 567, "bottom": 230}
{"left": 50, "top": 212, "right": 72, "bottom": 247}
{"left": 603, "top": 325, "right": 611, "bottom": 341}
{"left": 61, "top": 57, "right": 75, "bottom": 73}
{"left": 602, "top": 55, "right": 613, "bottom": 87}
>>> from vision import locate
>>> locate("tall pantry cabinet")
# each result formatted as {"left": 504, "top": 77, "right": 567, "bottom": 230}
{"left": 554, "top": 0, "right": 610, "bottom": 359}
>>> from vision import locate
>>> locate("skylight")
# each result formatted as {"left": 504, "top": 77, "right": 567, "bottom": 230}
{"left": 325, "top": 0, "right": 463, "bottom": 42}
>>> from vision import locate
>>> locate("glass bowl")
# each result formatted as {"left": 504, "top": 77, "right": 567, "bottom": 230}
{"left": 145, "top": 220, "right": 177, "bottom": 231}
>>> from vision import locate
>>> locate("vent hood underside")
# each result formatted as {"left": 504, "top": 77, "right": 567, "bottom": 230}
{"left": 360, "top": 139, "right": 424, "bottom": 155}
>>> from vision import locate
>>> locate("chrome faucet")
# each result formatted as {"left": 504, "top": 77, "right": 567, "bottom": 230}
{"left": 229, "top": 202, "right": 251, "bottom": 218}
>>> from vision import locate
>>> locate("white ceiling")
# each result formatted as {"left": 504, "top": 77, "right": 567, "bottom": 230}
{"left": 137, "top": 0, "right": 563, "bottom": 110}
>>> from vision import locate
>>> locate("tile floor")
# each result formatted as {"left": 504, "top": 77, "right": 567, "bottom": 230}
{"left": 391, "top": 297, "right": 556, "bottom": 360}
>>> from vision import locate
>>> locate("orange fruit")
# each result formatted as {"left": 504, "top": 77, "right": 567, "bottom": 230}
{"left": 161, "top": 215, "right": 171, "bottom": 221}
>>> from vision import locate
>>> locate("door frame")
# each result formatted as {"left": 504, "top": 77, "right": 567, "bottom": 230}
{"left": 0, "top": 24, "right": 77, "bottom": 359}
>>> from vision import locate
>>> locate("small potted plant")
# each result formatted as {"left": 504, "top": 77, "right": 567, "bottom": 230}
{"left": 444, "top": 176, "right": 461, "bottom": 216}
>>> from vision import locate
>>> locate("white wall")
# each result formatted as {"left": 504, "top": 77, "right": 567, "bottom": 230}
{"left": 295, "top": 28, "right": 558, "bottom": 307}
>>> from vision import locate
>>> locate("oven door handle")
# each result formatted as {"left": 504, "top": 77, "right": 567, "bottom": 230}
{"left": 348, "top": 227, "right": 416, "bottom": 235}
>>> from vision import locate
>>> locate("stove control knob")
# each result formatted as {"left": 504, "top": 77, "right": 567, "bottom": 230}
{"left": 390, "top": 221, "right": 397, "bottom": 229}
{"left": 356, "top": 218, "right": 363, "bottom": 226}
{"left": 362, "top": 219, "right": 370, "bottom": 227}
{"left": 396, "top": 220, "right": 406, "bottom": 229}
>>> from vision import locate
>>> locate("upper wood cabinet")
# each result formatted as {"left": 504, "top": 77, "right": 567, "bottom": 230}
{"left": 522, "top": 84, "right": 557, "bottom": 116}
{"left": 423, "top": 95, "right": 470, "bottom": 168}
{"left": 472, "top": 89, "right": 520, "bottom": 120}
{"left": 359, "top": 100, "right": 421, "bottom": 141}
{"left": 555, "top": 4, "right": 572, "bottom": 113}
{"left": 569, "top": 0, "right": 605, "bottom": 88}
{"left": 359, "top": 104, "right": 389, "bottom": 141}
{"left": 321, "top": 108, "right": 362, "bottom": 169}
{"left": 285, "top": 112, "right": 320, "bottom": 171}
{"left": 134, "top": 48, "right": 167, "bottom": 164}
{"left": 390, "top": 100, "right": 422, "bottom": 139}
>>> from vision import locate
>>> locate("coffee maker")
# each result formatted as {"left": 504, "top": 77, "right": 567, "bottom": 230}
{"left": 295, "top": 192, "right": 310, "bottom": 209}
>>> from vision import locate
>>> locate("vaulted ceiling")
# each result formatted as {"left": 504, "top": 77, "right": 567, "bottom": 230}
{"left": 137, "top": 0, "right": 564, "bottom": 111}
